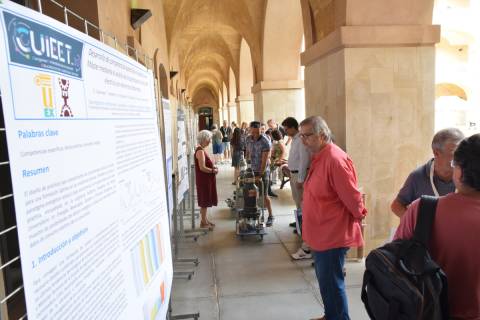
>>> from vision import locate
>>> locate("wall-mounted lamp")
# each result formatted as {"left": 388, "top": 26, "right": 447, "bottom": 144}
{"left": 131, "top": 9, "right": 152, "bottom": 30}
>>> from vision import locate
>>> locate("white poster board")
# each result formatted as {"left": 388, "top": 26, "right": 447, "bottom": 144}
{"left": 162, "top": 98, "right": 174, "bottom": 221}
{"left": 0, "top": 2, "right": 173, "bottom": 319}
{"left": 176, "top": 107, "right": 189, "bottom": 203}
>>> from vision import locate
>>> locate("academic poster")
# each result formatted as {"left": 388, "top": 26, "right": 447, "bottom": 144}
{"left": 0, "top": 2, "right": 173, "bottom": 319}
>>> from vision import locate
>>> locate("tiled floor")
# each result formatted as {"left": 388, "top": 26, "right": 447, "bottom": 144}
{"left": 171, "top": 163, "right": 370, "bottom": 320}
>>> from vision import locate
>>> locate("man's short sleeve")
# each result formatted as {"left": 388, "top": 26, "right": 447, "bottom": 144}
{"left": 396, "top": 172, "right": 417, "bottom": 206}
{"left": 261, "top": 136, "right": 271, "bottom": 152}
{"left": 394, "top": 199, "right": 420, "bottom": 240}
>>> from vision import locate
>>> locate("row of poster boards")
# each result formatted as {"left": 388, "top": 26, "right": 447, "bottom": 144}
{"left": 0, "top": 1, "right": 189, "bottom": 319}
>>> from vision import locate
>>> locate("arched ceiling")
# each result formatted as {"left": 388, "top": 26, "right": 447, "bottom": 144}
{"left": 192, "top": 86, "right": 218, "bottom": 109}
{"left": 163, "top": 0, "right": 266, "bottom": 105}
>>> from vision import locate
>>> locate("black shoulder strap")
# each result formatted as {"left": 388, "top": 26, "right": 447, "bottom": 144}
{"left": 413, "top": 195, "right": 439, "bottom": 246}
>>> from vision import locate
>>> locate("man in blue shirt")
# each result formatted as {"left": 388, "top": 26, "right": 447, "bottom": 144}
{"left": 391, "top": 128, "right": 464, "bottom": 218}
{"left": 246, "top": 121, "right": 274, "bottom": 226}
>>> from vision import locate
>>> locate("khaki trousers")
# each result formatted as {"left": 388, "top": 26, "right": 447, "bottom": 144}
{"left": 290, "top": 173, "right": 303, "bottom": 209}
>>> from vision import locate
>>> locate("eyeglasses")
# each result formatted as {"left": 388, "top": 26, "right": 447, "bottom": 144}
{"left": 300, "top": 132, "right": 316, "bottom": 139}
{"left": 450, "top": 160, "right": 456, "bottom": 168}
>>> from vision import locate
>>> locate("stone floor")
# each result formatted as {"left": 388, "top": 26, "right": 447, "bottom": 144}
{"left": 171, "top": 163, "right": 370, "bottom": 320}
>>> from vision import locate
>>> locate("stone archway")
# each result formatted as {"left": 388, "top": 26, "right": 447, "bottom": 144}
{"left": 228, "top": 68, "right": 238, "bottom": 124}
{"left": 237, "top": 38, "right": 255, "bottom": 124}
{"left": 253, "top": 0, "right": 305, "bottom": 122}
{"left": 433, "top": 0, "right": 480, "bottom": 134}
{"left": 192, "top": 86, "right": 218, "bottom": 129}
{"left": 158, "top": 64, "right": 169, "bottom": 99}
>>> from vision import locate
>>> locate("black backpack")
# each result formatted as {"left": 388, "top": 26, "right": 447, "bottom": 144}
{"left": 361, "top": 196, "right": 449, "bottom": 320}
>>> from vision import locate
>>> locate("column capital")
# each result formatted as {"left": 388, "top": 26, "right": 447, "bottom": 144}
{"left": 251, "top": 80, "right": 304, "bottom": 94}
{"left": 236, "top": 95, "right": 254, "bottom": 102}
{"left": 301, "top": 25, "right": 441, "bottom": 66}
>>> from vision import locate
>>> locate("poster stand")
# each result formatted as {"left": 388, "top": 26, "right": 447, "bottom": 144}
{"left": 188, "top": 163, "right": 203, "bottom": 232}
{"left": 168, "top": 173, "right": 201, "bottom": 320}
{"left": 171, "top": 173, "right": 196, "bottom": 280}
{"left": 181, "top": 157, "right": 207, "bottom": 236}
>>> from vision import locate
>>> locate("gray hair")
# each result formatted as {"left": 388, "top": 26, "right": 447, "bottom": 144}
{"left": 432, "top": 128, "right": 465, "bottom": 151}
{"left": 197, "top": 130, "right": 212, "bottom": 145}
{"left": 300, "top": 116, "right": 332, "bottom": 143}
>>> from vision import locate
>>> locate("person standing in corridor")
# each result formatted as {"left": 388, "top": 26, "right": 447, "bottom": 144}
{"left": 282, "top": 116, "right": 312, "bottom": 260}
{"left": 246, "top": 121, "right": 274, "bottom": 227}
{"left": 195, "top": 130, "right": 218, "bottom": 229}
{"left": 300, "top": 116, "right": 366, "bottom": 320}
{"left": 220, "top": 120, "right": 232, "bottom": 162}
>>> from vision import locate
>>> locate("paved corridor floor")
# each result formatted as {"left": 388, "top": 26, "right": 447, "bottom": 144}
{"left": 171, "top": 163, "right": 370, "bottom": 320}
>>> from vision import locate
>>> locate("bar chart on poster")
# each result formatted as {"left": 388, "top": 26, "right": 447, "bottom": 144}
{"left": 0, "top": 2, "right": 172, "bottom": 319}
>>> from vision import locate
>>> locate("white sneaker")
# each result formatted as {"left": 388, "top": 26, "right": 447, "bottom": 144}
{"left": 291, "top": 247, "right": 312, "bottom": 260}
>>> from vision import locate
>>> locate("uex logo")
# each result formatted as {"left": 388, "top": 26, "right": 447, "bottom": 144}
{"left": 3, "top": 11, "right": 83, "bottom": 78}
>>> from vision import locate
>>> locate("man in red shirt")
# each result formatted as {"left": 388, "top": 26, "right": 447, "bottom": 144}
{"left": 300, "top": 116, "right": 366, "bottom": 320}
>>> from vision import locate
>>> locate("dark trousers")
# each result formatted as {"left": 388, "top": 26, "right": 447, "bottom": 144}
{"left": 313, "top": 248, "right": 350, "bottom": 320}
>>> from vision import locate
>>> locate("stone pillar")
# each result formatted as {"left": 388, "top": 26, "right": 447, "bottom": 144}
{"left": 217, "top": 106, "right": 223, "bottom": 126}
{"left": 213, "top": 107, "right": 220, "bottom": 126}
{"left": 236, "top": 95, "right": 255, "bottom": 124}
{"left": 222, "top": 105, "right": 229, "bottom": 124}
{"left": 252, "top": 80, "right": 305, "bottom": 123}
{"left": 301, "top": 25, "right": 440, "bottom": 251}
{"left": 227, "top": 102, "right": 238, "bottom": 125}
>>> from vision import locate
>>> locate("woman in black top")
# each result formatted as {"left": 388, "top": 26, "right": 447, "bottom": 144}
{"left": 230, "top": 127, "right": 246, "bottom": 184}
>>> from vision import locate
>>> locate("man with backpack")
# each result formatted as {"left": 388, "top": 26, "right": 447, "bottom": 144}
{"left": 393, "top": 134, "right": 480, "bottom": 319}
{"left": 363, "top": 134, "right": 480, "bottom": 320}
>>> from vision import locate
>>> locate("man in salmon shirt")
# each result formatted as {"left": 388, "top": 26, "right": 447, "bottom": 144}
{"left": 300, "top": 116, "right": 366, "bottom": 320}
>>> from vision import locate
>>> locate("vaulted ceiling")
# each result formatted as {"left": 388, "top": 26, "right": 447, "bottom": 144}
{"left": 163, "top": 0, "right": 265, "bottom": 105}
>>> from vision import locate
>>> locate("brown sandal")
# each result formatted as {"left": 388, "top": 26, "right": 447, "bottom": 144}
{"left": 201, "top": 222, "right": 214, "bottom": 229}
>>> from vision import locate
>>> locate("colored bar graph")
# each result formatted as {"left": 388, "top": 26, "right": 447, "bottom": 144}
{"left": 139, "top": 240, "right": 149, "bottom": 284}
{"left": 144, "top": 236, "right": 154, "bottom": 279}
{"left": 149, "top": 229, "right": 159, "bottom": 270}
{"left": 131, "top": 223, "right": 166, "bottom": 294}
{"left": 155, "top": 225, "right": 164, "bottom": 263}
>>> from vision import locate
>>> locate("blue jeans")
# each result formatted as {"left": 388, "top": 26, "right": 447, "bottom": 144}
{"left": 313, "top": 248, "right": 350, "bottom": 320}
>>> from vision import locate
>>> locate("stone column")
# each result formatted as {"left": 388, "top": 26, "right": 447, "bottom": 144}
{"left": 213, "top": 107, "right": 220, "bottom": 126}
{"left": 236, "top": 95, "right": 255, "bottom": 124}
{"left": 252, "top": 80, "right": 305, "bottom": 123}
{"left": 222, "top": 105, "right": 229, "bottom": 124}
{"left": 227, "top": 102, "right": 238, "bottom": 125}
{"left": 217, "top": 106, "right": 223, "bottom": 126}
{"left": 301, "top": 25, "right": 440, "bottom": 251}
